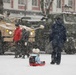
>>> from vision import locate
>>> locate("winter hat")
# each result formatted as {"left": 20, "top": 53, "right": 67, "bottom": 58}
{"left": 15, "top": 23, "right": 19, "bottom": 26}
{"left": 32, "top": 48, "right": 40, "bottom": 54}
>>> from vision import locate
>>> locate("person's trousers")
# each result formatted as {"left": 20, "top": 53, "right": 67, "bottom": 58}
{"left": 51, "top": 47, "right": 61, "bottom": 64}
{"left": 15, "top": 41, "right": 21, "bottom": 58}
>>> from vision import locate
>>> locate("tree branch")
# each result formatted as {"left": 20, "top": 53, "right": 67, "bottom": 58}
{"left": 40, "top": 0, "right": 45, "bottom": 14}
{"left": 46, "top": 0, "right": 54, "bottom": 15}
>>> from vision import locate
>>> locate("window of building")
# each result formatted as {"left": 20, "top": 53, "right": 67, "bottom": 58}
{"left": 68, "top": 0, "right": 72, "bottom": 7}
{"left": 45, "top": 0, "right": 51, "bottom": 3}
{"left": 3, "top": 0, "right": 10, "bottom": 3}
{"left": 18, "top": 0, "right": 26, "bottom": 5}
{"left": 57, "top": 0, "right": 61, "bottom": 8}
{"left": 32, "top": 0, "right": 38, "bottom": 6}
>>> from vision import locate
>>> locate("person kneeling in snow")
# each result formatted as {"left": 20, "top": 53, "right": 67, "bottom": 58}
{"left": 29, "top": 48, "right": 45, "bottom": 66}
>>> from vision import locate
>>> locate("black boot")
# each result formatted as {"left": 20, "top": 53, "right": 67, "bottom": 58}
{"left": 19, "top": 54, "right": 22, "bottom": 58}
{"left": 14, "top": 55, "right": 18, "bottom": 58}
{"left": 22, "top": 55, "right": 25, "bottom": 59}
{"left": 50, "top": 61, "right": 55, "bottom": 64}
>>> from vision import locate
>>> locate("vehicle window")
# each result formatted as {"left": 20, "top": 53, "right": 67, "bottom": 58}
{"left": 20, "top": 18, "right": 41, "bottom": 27}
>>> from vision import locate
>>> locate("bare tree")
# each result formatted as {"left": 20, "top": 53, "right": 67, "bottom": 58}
{"left": 40, "top": 0, "right": 45, "bottom": 14}
{"left": 0, "top": 0, "right": 3, "bottom": 14}
{"left": 40, "top": 0, "right": 54, "bottom": 16}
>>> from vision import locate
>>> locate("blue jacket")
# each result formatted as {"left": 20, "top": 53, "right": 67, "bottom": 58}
{"left": 49, "top": 19, "right": 66, "bottom": 48}
{"left": 35, "top": 55, "right": 41, "bottom": 64}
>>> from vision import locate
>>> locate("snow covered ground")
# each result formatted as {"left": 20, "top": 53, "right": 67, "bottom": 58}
{"left": 0, "top": 54, "right": 76, "bottom": 75}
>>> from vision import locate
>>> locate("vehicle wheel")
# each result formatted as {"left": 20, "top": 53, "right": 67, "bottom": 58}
{"left": 0, "top": 31, "right": 4, "bottom": 55}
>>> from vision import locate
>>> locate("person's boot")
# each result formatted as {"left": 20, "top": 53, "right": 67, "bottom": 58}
{"left": 14, "top": 55, "right": 18, "bottom": 58}
{"left": 22, "top": 55, "right": 25, "bottom": 59}
{"left": 27, "top": 53, "right": 29, "bottom": 58}
{"left": 19, "top": 54, "right": 22, "bottom": 58}
{"left": 50, "top": 61, "right": 55, "bottom": 64}
{"left": 56, "top": 61, "right": 60, "bottom": 65}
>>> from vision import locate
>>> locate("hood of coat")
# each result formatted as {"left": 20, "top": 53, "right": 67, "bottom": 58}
{"left": 55, "top": 19, "right": 63, "bottom": 26}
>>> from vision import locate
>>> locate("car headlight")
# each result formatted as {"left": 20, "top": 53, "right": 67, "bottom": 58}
{"left": 6, "top": 29, "right": 9, "bottom": 32}
{"left": 30, "top": 30, "right": 35, "bottom": 36}
{"left": 30, "top": 32, "right": 33, "bottom": 35}
{"left": 8, "top": 31, "right": 12, "bottom": 35}
{"left": 6, "top": 29, "right": 12, "bottom": 35}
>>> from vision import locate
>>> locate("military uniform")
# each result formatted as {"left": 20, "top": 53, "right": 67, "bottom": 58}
{"left": 20, "top": 28, "right": 29, "bottom": 58}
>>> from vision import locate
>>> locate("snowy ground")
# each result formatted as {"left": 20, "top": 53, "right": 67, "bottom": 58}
{"left": 0, "top": 54, "right": 76, "bottom": 75}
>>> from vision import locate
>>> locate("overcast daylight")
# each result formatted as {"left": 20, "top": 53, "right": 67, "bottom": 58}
{"left": 0, "top": 0, "right": 76, "bottom": 75}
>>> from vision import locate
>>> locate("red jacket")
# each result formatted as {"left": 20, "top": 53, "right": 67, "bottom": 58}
{"left": 13, "top": 27, "right": 22, "bottom": 42}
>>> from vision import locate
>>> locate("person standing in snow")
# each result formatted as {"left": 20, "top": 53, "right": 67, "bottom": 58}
{"left": 13, "top": 23, "right": 22, "bottom": 58}
{"left": 20, "top": 28, "right": 29, "bottom": 58}
{"left": 49, "top": 17, "right": 66, "bottom": 65}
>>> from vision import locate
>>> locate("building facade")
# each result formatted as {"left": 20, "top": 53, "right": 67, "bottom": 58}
{"left": 3, "top": 0, "right": 76, "bottom": 17}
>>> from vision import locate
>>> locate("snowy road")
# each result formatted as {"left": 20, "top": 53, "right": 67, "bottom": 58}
{"left": 0, "top": 54, "right": 76, "bottom": 75}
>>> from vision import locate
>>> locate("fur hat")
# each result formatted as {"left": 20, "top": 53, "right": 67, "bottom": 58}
{"left": 32, "top": 48, "right": 40, "bottom": 54}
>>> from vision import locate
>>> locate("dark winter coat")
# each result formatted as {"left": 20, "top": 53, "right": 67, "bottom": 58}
{"left": 49, "top": 19, "right": 66, "bottom": 48}
{"left": 21, "top": 29, "right": 29, "bottom": 42}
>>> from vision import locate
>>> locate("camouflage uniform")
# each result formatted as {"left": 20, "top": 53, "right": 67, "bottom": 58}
{"left": 20, "top": 29, "right": 29, "bottom": 58}
{"left": 14, "top": 41, "right": 22, "bottom": 58}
